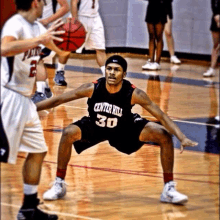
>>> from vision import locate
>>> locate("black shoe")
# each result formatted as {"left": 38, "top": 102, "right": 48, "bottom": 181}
{"left": 17, "top": 199, "right": 58, "bottom": 220}
{"left": 45, "top": 87, "right": 53, "bottom": 98}
{"left": 54, "top": 71, "right": 67, "bottom": 86}
{"left": 31, "top": 92, "right": 46, "bottom": 104}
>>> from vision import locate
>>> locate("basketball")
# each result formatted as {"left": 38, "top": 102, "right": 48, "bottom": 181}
{"left": 54, "top": 18, "right": 86, "bottom": 52}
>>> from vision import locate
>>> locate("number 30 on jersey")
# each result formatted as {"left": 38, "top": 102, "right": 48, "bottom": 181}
{"left": 96, "top": 114, "right": 118, "bottom": 128}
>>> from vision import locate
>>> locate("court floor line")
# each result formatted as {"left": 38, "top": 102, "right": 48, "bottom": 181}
{"left": 15, "top": 155, "right": 219, "bottom": 185}
{"left": 57, "top": 104, "right": 219, "bottom": 127}
{"left": 1, "top": 203, "right": 102, "bottom": 220}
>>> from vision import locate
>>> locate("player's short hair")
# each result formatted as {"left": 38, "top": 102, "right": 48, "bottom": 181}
{"left": 15, "top": 0, "right": 35, "bottom": 11}
{"left": 105, "top": 55, "right": 127, "bottom": 72}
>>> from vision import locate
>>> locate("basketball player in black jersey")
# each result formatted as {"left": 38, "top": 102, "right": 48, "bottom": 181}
{"left": 37, "top": 55, "right": 198, "bottom": 204}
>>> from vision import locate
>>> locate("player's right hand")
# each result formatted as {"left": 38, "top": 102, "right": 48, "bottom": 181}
{"left": 38, "top": 18, "right": 65, "bottom": 45}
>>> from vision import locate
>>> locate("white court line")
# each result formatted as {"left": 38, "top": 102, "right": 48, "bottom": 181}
{"left": 60, "top": 104, "right": 218, "bottom": 127}
{"left": 1, "top": 203, "right": 102, "bottom": 220}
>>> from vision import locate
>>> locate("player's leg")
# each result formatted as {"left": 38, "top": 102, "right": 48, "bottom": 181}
{"left": 164, "top": 16, "right": 181, "bottom": 64}
{"left": 142, "top": 23, "right": 158, "bottom": 70}
{"left": 139, "top": 122, "right": 188, "bottom": 204}
{"left": 87, "top": 15, "right": 107, "bottom": 75}
{"left": 154, "top": 22, "right": 165, "bottom": 67}
{"left": 204, "top": 16, "right": 220, "bottom": 77}
{"left": 32, "top": 59, "right": 53, "bottom": 104}
{"left": 54, "top": 52, "right": 71, "bottom": 86}
{"left": 17, "top": 101, "right": 58, "bottom": 220}
{"left": 43, "top": 124, "right": 82, "bottom": 200}
{"left": 204, "top": 31, "right": 220, "bottom": 77}
{"left": 96, "top": 49, "right": 107, "bottom": 75}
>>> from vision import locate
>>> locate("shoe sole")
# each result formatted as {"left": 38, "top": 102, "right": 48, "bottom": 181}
{"left": 160, "top": 195, "right": 188, "bottom": 204}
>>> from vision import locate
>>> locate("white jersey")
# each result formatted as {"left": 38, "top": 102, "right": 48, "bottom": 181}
{"left": 78, "top": 0, "right": 99, "bottom": 17}
{"left": 1, "top": 14, "right": 46, "bottom": 97}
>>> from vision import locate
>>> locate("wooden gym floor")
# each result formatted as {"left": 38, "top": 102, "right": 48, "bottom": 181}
{"left": 1, "top": 54, "right": 219, "bottom": 220}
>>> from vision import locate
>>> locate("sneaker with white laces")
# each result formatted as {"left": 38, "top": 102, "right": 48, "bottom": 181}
{"left": 170, "top": 55, "right": 181, "bottom": 64}
{"left": 203, "top": 68, "right": 215, "bottom": 77}
{"left": 43, "top": 177, "right": 67, "bottom": 201}
{"left": 160, "top": 181, "right": 188, "bottom": 204}
{"left": 142, "top": 60, "right": 158, "bottom": 70}
{"left": 54, "top": 70, "right": 67, "bottom": 86}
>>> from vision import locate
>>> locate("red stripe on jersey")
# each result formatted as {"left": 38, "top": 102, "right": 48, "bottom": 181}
{"left": 131, "top": 84, "right": 136, "bottom": 88}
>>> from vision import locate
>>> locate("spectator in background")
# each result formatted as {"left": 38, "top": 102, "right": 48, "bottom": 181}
{"left": 142, "top": 0, "right": 167, "bottom": 70}
{"left": 164, "top": 0, "right": 181, "bottom": 64}
{"left": 203, "top": 0, "right": 220, "bottom": 77}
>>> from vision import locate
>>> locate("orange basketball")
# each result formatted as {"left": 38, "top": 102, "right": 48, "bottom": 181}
{"left": 54, "top": 18, "right": 86, "bottom": 51}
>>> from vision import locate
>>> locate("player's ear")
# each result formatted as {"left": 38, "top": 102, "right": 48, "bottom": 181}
{"left": 123, "top": 71, "right": 127, "bottom": 78}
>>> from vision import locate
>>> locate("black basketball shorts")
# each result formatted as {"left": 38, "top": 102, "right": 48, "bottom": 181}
{"left": 73, "top": 114, "right": 149, "bottom": 155}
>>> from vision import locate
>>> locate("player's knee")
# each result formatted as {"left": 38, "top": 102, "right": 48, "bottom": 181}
{"left": 165, "top": 30, "right": 172, "bottom": 38}
{"left": 159, "top": 128, "right": 172, "bottom": 144}
{"left": 62, "top": 124, "right": 81, "bottom": 141}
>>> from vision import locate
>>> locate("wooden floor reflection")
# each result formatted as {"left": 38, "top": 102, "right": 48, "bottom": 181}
{"left": 1, "top": 54, "right": 219, "bottom": 220}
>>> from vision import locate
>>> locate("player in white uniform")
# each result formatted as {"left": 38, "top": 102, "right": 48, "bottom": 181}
{"left": 32, "top": 0, "right": 71, "bottom": 104}
{"left": 0, "top": 0, "right": 68, "bottom": 219}
{"left": 71, "top": 0, "right": 107, "bottom": 75}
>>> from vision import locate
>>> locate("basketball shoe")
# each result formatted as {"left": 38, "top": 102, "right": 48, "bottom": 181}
{"left": 203, "top": 68, "right": 215, "bottom": 77}
{"left": 142, "top": 60, "right": 161, "bottom": 70}
{"left": 31, "top": 88, "right": 53, "bottom": 104}
{"left": 160, "top": 181, "right": 188, "bottom": 204}
{"left": 43, "top": 177, "right": 67, "bottom": 200}
{"left": 54, "top": 70, "right": 67, "bottom": 86}
{"left": 17, "top": 198, "right": 58, "bottom": 220}
{"left": 170, "top": 55, "right": 181, "bottom": 64}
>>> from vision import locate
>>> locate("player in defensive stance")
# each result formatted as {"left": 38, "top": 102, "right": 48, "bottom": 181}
{"left": 37, "top": 55, "right": 198, "bottom": 204}
{"left": 0, "top": 0, "right": 69, "bottom": 219}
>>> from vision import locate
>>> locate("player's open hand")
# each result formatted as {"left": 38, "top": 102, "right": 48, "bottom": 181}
{"left": 180, "top": 137, "right": 198, "bottom": 154}
{"left": 39, "top": 18, "right": 65, "bottom": 45}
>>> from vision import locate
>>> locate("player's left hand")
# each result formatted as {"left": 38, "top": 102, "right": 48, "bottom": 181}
{"left": 180, "top": 137, "right": 198, "bottom": 154}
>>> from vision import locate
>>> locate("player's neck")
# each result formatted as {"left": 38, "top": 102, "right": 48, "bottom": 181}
{"left": 18, "top": 10, "right": 37, "bottom": 24}
{"left": 106, "top": 82, "right": 123, "bottom": 94}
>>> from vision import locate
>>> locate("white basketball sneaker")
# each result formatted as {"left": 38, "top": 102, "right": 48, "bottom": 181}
{"left": 160, "top": 181, "right": 188, "bottom": 204}
{"left": 170, "top": 55, "right": 181, "bottom": 64}
{"left": 43, "top": 177, "right": 67, "bottom": 201}
{"left": 142, "top": 60, "right": 160, "bottom": 70}
{"left": 203, "top": 68, "right": 215, "bottom": 77}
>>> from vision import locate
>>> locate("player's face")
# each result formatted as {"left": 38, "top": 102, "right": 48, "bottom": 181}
{"left": 105, "top": 63, "right": 125, "bottom": 85}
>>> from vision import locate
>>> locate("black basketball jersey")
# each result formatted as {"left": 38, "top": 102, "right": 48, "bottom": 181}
{"left": 87, "top": 77, "right": 136, "bottom": 133}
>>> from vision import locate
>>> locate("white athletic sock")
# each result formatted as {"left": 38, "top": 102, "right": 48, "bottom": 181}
{"left": 23, "top": 184, "right": 38, "bottom": 195}
{"left": 36, "top": 81, "right": 47, "bottom": 93}
{"left": 101, "top": 66, "right": 105, "bottom": 76}
{"left": 57, "top": 62, "right": 65, "bottom": 72}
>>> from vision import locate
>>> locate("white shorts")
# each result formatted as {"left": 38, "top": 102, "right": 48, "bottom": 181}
{"left": 76, "top": 15, "right": 106, "bottom": 53}
{"left": 0, "top": 87, "right": 47, "bottom": 164}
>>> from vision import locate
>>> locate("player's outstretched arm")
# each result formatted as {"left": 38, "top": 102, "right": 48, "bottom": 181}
{"left": 39, "top": 0, "right": 70, "bottom": 27}
{"left": 1, "top": 19, "right": 65, "bottom": 57}
{"left": 36, "top": 82, "right": 94, "bottom": 111}
{"left": 131, "top": 88, "right": 198, "bottom": 152}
